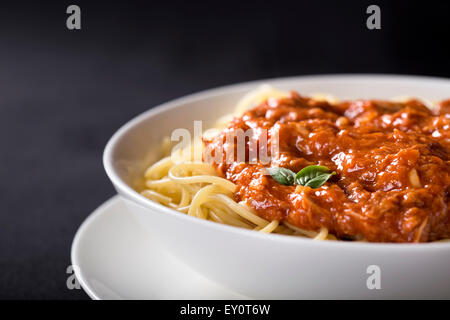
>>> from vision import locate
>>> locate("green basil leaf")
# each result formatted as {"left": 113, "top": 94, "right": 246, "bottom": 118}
{"left": 266, "top": 167, "right": 296, "bottom": 186}
{"left": 295, "top": 165, "right": 336, "bottom": 188}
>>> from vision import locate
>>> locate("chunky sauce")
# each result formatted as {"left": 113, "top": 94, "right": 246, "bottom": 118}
{"left": 205, "top": 92, "right": 450, "bottom": 242}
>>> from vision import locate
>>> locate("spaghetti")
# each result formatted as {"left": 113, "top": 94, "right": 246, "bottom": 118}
{"left": 141, "top": 86, "right": 335, "bottom": 240}
{"left": 139, "top": 86, "right": 450, "bottom": 243}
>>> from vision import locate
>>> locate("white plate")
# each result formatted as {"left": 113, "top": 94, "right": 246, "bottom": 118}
{"left": 71, "top": 196, "right": 247, "bottom": 300}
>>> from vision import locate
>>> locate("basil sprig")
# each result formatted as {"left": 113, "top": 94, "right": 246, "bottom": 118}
{"left": 266, "top": 167, "right": 296, "bottom": 186}
{"left": 295, "top": 165, "right": 336, "bottom": 188}
{"left": 267, "top": 165, "right": 336, "bottom": 188}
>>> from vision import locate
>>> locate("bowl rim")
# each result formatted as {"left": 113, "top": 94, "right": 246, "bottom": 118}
{"left": 103, "top": 73, "right": 450, "bottom": 250}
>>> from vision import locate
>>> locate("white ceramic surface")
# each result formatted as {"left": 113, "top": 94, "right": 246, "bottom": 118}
{"left": 103, "top": 75, "right": 450, "bottom": 299}
{"left": 71, "top": 196, "right": 247, "bottom": 300}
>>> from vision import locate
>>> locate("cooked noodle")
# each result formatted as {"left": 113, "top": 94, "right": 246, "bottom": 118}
{"left": 139, "top": 85, "right": 443, "bottom": 242}
{"left": 138, "top": 85, "right": 341, "bottom": 239}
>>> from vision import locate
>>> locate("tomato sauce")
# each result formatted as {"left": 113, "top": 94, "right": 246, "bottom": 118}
{"left": 205, "top": 92, "right": 450, "bottom": 242}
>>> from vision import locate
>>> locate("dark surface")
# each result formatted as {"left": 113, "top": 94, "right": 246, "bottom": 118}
{"left": 0, "top": 0, "right": 449, "bottom": 299}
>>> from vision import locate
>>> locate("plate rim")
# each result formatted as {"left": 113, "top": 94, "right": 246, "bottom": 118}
{"left": 70, "top": 196, "right": 122, "bottom": 300}
{"left": 70, "top": 195, "right": 249, "bottom": 300}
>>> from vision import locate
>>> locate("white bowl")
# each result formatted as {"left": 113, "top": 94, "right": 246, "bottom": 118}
{"left": 103, "top": 75, "right": 450, "bottom": 299}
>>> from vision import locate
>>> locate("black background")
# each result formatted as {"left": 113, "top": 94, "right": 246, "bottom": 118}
{"left": 0, "top": 0, "right": 449, "bottom": 299}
